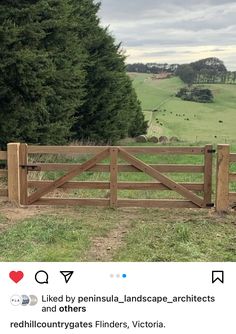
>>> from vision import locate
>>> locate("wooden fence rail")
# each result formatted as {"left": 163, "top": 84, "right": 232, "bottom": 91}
{"left": 0, "top": 142, "right": 234, "bottom": 212}
{"left": 0, "top": 149, "right": 8, "bottom": 198}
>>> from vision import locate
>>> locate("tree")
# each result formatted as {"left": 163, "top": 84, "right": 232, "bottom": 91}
{"left": 190, "top": 57, "right": 227, "bottom": 74}
{"left": 176, "top": 87, "right": 214, "bottom": 103}
{"left": 0, "top": 0, "right": 85, "bottom": 148}
{"left": 190, "top": 57, "right": 227, "bottom": 84}
{"left": 71, "top": 0, "right": 147, "bottom": 143}
{"left": 176, "top": 64, "right": 196, "bottom": 86}
{"left": 0, "top": 0, "right": 147, "bottom": 148}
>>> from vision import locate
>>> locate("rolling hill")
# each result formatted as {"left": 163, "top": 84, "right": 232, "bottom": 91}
{"left": 129, "top": 73, "right": 236, "bottom": 143}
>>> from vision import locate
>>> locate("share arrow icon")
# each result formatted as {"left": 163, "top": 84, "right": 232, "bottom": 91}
{"left": 60, "top": 271, "right": 74, "bottom": 284}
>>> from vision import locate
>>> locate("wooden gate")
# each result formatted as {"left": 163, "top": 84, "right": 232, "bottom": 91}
{"left": 16, "top": 144, "right": 214, "bottom": 209}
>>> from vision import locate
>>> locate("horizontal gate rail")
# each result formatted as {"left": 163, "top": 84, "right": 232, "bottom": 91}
{"left": 0, "top": 149, "right": 8, "bottom": 199}
{"left": 28, "top": 181, "right": 204, "bottom": 191}
{"left": 229, "top": 173, "right": 236, "bottom": 181}
{"left": 25, "top": 163, "right": 204, "bottom": 173}
{"left": 33, "top": 198, "right": 110, "bottom": 207}
{"left": 28, "top": 145, "right": 205, "bottom": 155}
{"left": 117, "top": 199, "right": 199, "bottom": 208}
{"left": 0, "top": 170, "right": 7, "bottom": 177}
{"left": 230, "top": 154, "right": 236, "bottom": 162}
{"left": 0, "top": 151, "right": 7, "bottom": 160}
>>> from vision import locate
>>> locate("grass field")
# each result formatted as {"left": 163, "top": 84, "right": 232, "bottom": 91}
{"left": 0, "top": 204, "right": 235, "bottom": 262}
{"left": 130, "top": 73, "right": 236, "bottom": 143}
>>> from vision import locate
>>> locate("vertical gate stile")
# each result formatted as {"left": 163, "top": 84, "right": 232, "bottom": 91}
{"left": 110, "top": 147, "right": 118, "bottom": 208}
{"left": 216, "top": 144, "right": 230, "bottom": 213}
{"left": 7, "top": 143, "right": 20, "bottom": 206}
{"left": 19, "top": 143, "right": 28, "bottom": 206}
{"left": 203, "top": 144, "right": 213, "bottom": 207}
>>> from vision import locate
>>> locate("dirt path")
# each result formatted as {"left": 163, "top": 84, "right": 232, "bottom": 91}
{"left": 0, "top": 202, "right": 53, "bottom": 221}
{"left": 0, "top": 201, "right": 54, "bottom": 232}
{"left": 0, "top": 203, "right": 134, "bottom": 261}
{"left": 85, "top": 218, "right": 133, "bottom": 261}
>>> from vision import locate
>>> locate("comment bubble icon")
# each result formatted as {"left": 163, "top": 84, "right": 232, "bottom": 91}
{"left": 35, "top": 271, "right": 49, "bottom": 285}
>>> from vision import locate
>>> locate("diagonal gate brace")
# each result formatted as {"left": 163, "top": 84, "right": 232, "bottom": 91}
{"left": 118, "top": 148, "right": 204, "bottom": 208}
{"left": 27, "top": 148, "right": 110, "bottom": 205}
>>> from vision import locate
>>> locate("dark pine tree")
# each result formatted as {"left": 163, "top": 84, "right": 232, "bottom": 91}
{"left": 0, "top": 0, "right": 85, "bottom": 148}
{"left": 0, "top": 0, "right": 147, "bottom": 148}
{"left": 71, "top": 0, "right": 147, "bottom": 144}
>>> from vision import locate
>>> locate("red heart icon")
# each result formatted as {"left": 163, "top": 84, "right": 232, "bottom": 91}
{"left": 9, "top": 271, "right": 24, "bottom": 283}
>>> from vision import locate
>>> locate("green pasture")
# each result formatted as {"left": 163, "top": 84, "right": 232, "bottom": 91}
{"left": 130, "top": 73, "right": 236, "bottom": 143}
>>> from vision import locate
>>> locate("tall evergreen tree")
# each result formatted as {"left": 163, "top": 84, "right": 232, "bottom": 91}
{"left": 71, "top": 0, "right": 147, "bottom": 143}
{"left": 0, "top": 0, "right": 147, "bottom": 148}
{"left": 0, "top": 0, "right": 85, "bottom": 148}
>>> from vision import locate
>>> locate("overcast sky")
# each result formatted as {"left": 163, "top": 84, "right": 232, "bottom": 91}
{"left": 98, "top": 0, "right": 236, "bottom": 70}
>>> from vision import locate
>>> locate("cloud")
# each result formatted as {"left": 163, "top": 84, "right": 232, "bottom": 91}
{"left": 142, "top": 50, "right": 192, "bottom": 57}
{"left": 98, "top": 0, "right": 236, "bottom": 69}
{"left": 210, "top": 48, "right": 226, "bottom": 52}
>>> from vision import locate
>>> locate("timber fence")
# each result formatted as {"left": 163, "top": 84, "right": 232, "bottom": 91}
{"left": 0, "top": 143, "right": 234, "bottom": 212}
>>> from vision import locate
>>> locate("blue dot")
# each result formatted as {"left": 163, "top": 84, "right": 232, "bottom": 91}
{"left": 122, "top": 274, "right": 127, "bottom": 278}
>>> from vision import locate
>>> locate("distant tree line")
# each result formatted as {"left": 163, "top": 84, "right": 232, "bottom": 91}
{"left": 127, "top": 58, "right": 236, "bottom": 85}
{"left": 176, "top": 58, "right": 236, "bottom": 85}
{"left": 126, "top": 63, "right": 178, "bottom": 74}
{"left": 0, "top": 0, "right": 147, "bottom": 149}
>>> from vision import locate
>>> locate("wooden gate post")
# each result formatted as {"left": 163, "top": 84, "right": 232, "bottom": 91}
{"left": 7, "top": 143, "right": 20, "bottom": 206}
{"left": 216, "top": 144, "right": 230, "bottom": 213}
{"left": 203, "top": 144, "right": 213, "bottom": 207}
{"left": 110, "top": 147, "right": 118, "bottom": 208}
{"left": 19, "top": 143, "right": 28, "bottom": 206}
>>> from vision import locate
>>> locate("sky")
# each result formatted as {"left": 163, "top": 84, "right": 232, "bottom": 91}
{"left": 98, "top": 0, "right": 236, "bottom": 70}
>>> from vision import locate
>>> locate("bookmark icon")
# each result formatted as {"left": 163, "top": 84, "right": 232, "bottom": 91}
{"left": 212, "top": 271, "right": 224, "bottom": 284}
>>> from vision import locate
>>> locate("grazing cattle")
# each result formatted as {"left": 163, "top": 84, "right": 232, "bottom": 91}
{"left": 219, "top": 120, "right": 223, "bottom": 123}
